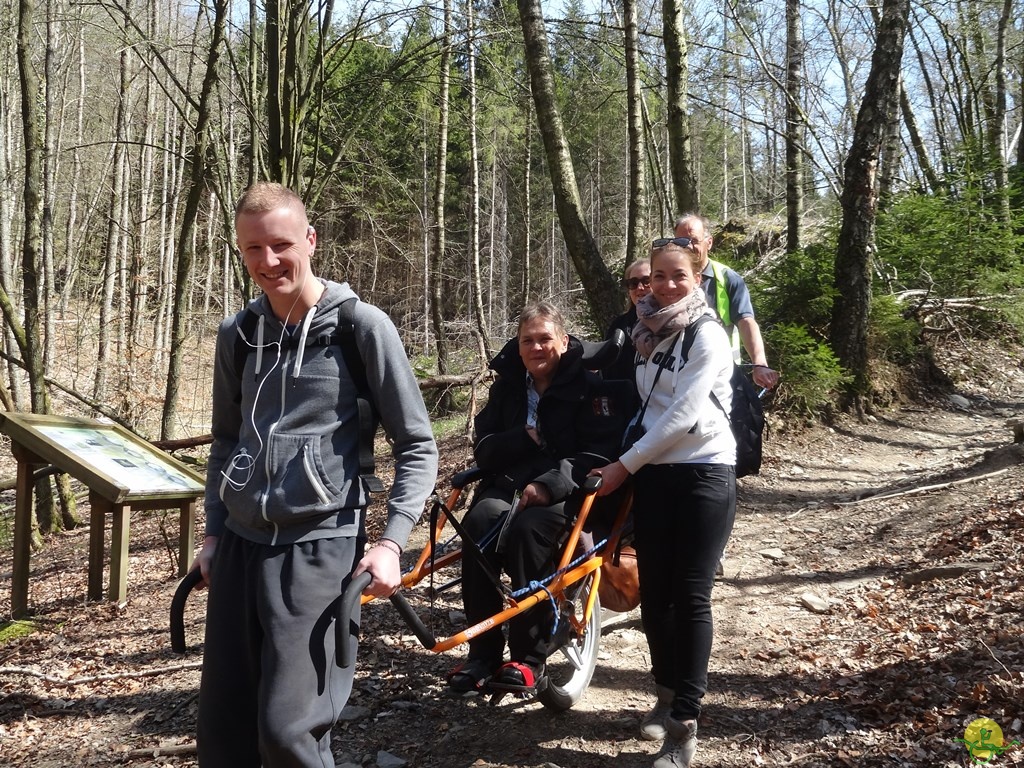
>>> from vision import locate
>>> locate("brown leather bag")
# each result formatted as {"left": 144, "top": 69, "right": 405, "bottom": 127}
{"left": 598, "top": 545, "right": 640, "bottom": 613}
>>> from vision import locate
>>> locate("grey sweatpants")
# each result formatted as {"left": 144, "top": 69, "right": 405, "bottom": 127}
{"left": 196, "top": 529, "right": 362, "bottom": 768}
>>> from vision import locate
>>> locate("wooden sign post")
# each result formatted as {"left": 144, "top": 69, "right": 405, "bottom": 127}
{"left": 1, "top": 412, "right": 205, "bottom": 618}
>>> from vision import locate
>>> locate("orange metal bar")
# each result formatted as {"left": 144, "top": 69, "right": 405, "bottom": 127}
{"left": 361, "top": 485, "right": 468, "bottom": 607}
{"left": 556, "top": 489, "right": 597, "bottom": 571}
{"left": 358, "top": 478, "right": 636, "bottom": 650}
{"left": 423, "top": 557, "right": 602, "bottom": 653}
{"left": 405, "top": 485, "right": 464, "bottom": 577}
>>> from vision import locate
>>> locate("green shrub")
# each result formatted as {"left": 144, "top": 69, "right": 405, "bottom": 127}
{"left": 750, "top": 240, "right": 837, "bottom": 338}
{"left": 869, "top": 294, "right": 920, "bottom": 364}
{"left": 764, "top": 323, "right": 849, "bottom": 417}
{"left": 876, "top": 192, "right": 1024, "bottom": 298}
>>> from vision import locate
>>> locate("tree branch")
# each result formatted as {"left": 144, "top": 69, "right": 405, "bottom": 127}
{"left": 0, "top": 661, "right": 202, "bottom": 686}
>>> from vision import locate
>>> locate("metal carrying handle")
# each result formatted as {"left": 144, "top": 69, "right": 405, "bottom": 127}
{"left": 169, "top": 568, "right": 204, "bottom": 653}
{"left": 336, "top": 571, "right": 372, "bottom": 668}
{"left": 336, "top": 571, "right": 439, "bottom": 669}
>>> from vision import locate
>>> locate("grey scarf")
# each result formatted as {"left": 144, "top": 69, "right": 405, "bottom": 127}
{"left": 631, "top": 290, "right": 709, "bottom": 359}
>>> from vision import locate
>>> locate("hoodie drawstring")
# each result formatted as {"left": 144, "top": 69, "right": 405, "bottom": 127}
{"left": 292, "top": 305, "right": 318, "bottom": 380}
{"left": 254, "top": 314, "right": 266, "bottom": 376}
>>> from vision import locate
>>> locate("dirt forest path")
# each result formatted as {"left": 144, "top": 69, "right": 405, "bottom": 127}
{"left": 1, "top": 352, "right": 1022, "bottom": 767}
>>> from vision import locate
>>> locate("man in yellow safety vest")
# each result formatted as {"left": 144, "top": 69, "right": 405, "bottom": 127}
{"left": 673, "top": 214, "right": 780, "bottom": 392}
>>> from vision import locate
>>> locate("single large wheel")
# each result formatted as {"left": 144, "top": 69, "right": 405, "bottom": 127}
{"left": 538, "top": 573, "right": 601, "bottom": 711}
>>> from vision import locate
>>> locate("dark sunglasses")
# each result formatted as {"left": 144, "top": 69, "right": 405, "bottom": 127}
{"left": 652, "top": 236, "right": 699, "bottom": 249}
{"left": 622, "top": 275, "right": 651, "bottom": 290}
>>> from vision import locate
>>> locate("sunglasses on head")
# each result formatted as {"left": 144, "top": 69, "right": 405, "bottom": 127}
{"left": 622, "top": 275, "right": 652, "bottom": 290}
{"left": 652, "top": 236, "right": 700, "bottom": 249}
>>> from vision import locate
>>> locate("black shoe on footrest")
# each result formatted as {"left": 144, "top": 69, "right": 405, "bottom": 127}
{"left": 447, "top": 658, "right": 498, "bottom": 694}
{"left": 488, "top": 660, "right": 547, "bottom": 694}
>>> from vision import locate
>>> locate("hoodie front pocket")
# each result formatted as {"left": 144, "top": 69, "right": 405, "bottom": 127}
{"left": 302, "top": 443, "right": 332, "bottom": 505}
{"left": 263, "top": 433, "right": 346, "bottom": 520}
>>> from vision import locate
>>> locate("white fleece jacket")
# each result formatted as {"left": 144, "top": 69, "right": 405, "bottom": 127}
{"left": 619, "top": 313, "right": 737, "bottom": 473}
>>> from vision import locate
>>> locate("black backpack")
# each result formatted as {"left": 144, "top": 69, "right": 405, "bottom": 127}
{"left": 233, "top": 296, "right": 384, "bottom": 493}
{"left": 681, "top": 315, "right": 765, "bottom": 478}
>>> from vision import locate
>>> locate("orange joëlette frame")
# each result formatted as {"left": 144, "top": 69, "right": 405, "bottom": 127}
{"left": 355, "top": 472, "right": 632, "bottom": 657}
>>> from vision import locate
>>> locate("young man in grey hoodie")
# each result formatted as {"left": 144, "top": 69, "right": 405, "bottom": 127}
{"left": 191, "top": 182, "right": 438, "bottom": 767}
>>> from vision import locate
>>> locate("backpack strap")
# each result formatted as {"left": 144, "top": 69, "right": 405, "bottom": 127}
{"left": 233, "top": 305, "right": 260, "bottom": 389}
{"left": 336, "top": 297, "right": 384, "bottom": 494}
{"left": 232, "top": 297, "right": 384, "bottom": 495}
{"left": 681, "top": 314, "right": 731, "bottom": 423}
{"left": 679, "top": 314, "right": 715, "bottom": 363}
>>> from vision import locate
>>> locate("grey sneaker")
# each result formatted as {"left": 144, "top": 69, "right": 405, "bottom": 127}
{"left": 639, "top": 684, "right": 674, "bottom": 741}
{"left": 652, "top": 717, "right": 697, "bottom": 768}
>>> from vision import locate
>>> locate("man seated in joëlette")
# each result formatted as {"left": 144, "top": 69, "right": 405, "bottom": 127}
{"left": 447, "top": 300, "right": 626, "bottom": 695}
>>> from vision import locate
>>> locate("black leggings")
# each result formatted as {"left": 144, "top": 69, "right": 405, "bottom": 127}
{"left": 633, "top": 463, "right": 735, "bottom": 720}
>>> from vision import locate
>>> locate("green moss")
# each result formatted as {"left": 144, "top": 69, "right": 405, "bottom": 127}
{"left": 0, "top": 619, "right": 37, "bottom": 643}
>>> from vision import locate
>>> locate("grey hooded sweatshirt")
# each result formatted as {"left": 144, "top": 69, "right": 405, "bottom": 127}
{"left": 204, "top": 280, "right": 438, "bottom": 548}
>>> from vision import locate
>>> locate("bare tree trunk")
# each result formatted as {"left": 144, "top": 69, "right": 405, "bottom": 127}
{"left": 624, "top": 0, "right": 647, "bottom": 266}
{"left": 466, "top": 0, "right": 491, "bottom": 361}
{"left": 421, "top": 101, "right": 430, "bottom": 354}
{"left": 60, "top": 24, "right": 85, "bottom": 317}
{"left": 266, "top": 0, "right": 324, "bottom": 189}
{"left": 131, "top": 0, "right": 158, "bottom": 360}
{"left": 517, "top": 0, "right": 618, "bottom": 330}
{"left": 877, "top": 81, "right": 902, "bottom": 211}
{"left": 520, "top": 99, "right": 531, "bottom": 313}
{"left": 641, "top": 96, "right": 671, "bottom": 229}
{"left": 487, "top": 126, "right": 498, "bottom": 333}
{"left": 430, "top": 0, "right": 452, "bottom": 405}
{"left": 720, "top": 6, "right": 730, "bottom": 220}
{"left": 785, "top": 0, "right": 804, "bottom": 252}
{"left": 1019, "top": 37, "right": 1024, "bottom": 170}
{"left": 93, "top": 15, "right": 129, "bottom": 407}
{"left": 152, "top": 105, "right": 177, "bottom": 377}
{"left": 41, "top": 0, "right": 58, "bottom": 372}
{"left": 830, "top": 0, "right": 911, "bottom": 412}
{"left": 204, "top": 190, "right": 215, "bottom": 316}
{"left": 246, "top": 0, "right": 261, "bottom": 185}
{"left": 160, "top": 0, "right": 229, "bottom": 439}
{"left": 17, "top": 0, "right": 61, "bottom": 538}
{"left": 989, "top": 0, "right": 1012, "bottom": 224}
{"left": 899, "top": 79, "right": 943, "bottom": 194}
{"left": 663, "top": 0, "right": 697, "bottom": 214}
{"left": 116, "top": 147, "right": 130, "bottom": 399}
{"left": 42, "top": 0, "right": 77, "bottom": 529}
{"left": 0, "top": 75, "right": 26, "bottom": 410}
{"left": 15, "top": 0, "right": 43, "bottom": 407}
{"left": 266, "top": 0, "right": 283, "bottom": 181}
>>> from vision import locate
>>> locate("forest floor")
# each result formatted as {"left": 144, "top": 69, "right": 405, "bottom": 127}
{"left": 0, "top": 339, "right": 1022, "bottom": 768}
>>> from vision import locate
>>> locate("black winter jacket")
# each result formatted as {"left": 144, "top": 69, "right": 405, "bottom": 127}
{"left": 604, "top": 306, "right": 641, "bottom": 383}
{"left": 474, "top": 336, "right": 632, "bottom": 503}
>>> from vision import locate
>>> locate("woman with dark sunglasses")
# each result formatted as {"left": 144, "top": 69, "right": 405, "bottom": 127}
{"left": 604, "top": 258, "right": 651, "bottom": 382}
{"left": 589, "top": 240, "right": 737, "bottom": 768}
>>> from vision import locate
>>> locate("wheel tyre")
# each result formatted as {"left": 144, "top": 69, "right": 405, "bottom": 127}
{"left": 538, "top": 574, "right": 601, "bottom": 711}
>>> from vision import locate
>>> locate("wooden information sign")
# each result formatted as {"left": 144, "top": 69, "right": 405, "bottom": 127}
{"left": 0, "top": 412, "right": 204, "bottom": 618}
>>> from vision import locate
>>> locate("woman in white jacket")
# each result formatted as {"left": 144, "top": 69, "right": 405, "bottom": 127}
{"left": 591, "top": 237, "right": 737, "bottom": 768}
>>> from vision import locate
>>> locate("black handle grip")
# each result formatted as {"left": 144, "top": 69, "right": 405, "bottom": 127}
{"left": 451, "top": 466, "right": 485, "bottom": 488}
{"left": 336, "top": 571, "right": 372, "bottom": 668}
{"left": 583, "top": 474, "right": 603, "bottom": 493}
{"left": 389, "top": 591, "right": 436, "bottom": 650}
{"left": 169, "top": 568, "right": 204, "bottom": 653}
